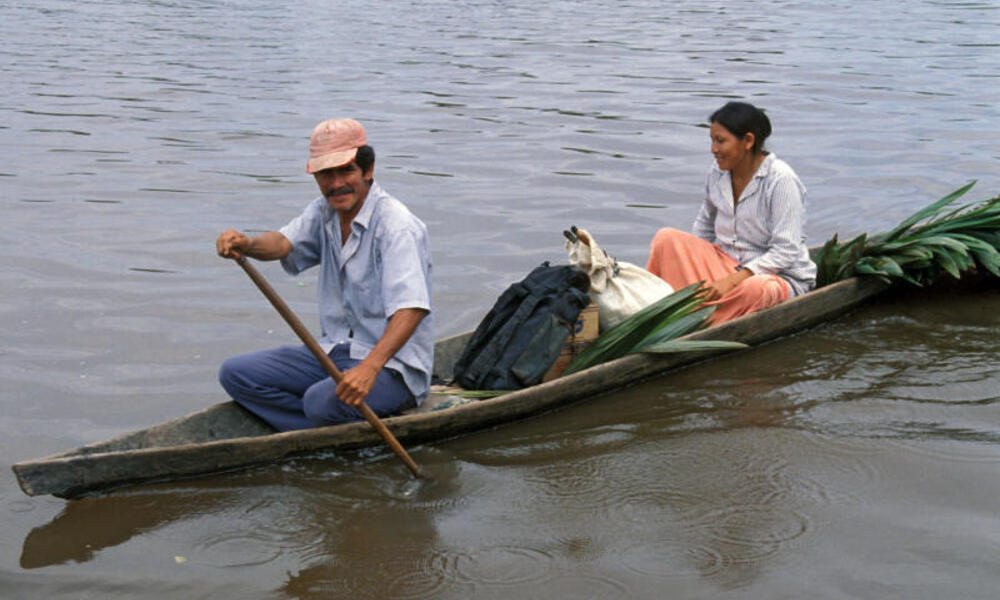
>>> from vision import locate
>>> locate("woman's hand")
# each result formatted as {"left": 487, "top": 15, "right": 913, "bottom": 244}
{"left": 706, "top": 267, "right": 752, "bottom": 301}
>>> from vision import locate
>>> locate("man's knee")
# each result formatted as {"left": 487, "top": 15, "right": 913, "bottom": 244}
{"left": 302, "top": 380, "right": 352, "bottom": 425}
{"left": 218, "top": 355, "right": 247, "bottom": 393}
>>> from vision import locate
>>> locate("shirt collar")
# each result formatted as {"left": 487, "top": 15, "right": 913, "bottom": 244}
{"left": 351, "top": 181, "right": 381, "bottom": 231}
{"left": 755, "top": 153, "right": 776, "bottom": 179}
{"left": 711, "top": 152, "right": 776, "bottom": 179}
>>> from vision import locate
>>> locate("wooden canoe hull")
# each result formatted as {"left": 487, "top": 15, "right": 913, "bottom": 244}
{"left": 12, "top": 276, "right": 890, "bottom": 499}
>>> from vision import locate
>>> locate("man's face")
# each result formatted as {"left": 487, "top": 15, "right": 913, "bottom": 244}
{"left": 313, "top": 160, "right": 373, "bottom": 217}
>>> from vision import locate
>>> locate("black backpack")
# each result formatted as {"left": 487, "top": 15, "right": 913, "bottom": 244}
{"left": 452, "top": 262, "right": 591, "bottom": 390}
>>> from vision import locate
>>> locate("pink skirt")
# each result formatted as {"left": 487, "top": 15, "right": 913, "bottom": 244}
{"left": 646, "top": 228, "right": 790, "bottom": 325}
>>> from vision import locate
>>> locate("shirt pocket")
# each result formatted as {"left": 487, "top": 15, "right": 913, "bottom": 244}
{"left": 359, "top": 276, "right": 384, "bottom": 318}
{"left": 347, "top": 255, "right": 384, "bottom": 320}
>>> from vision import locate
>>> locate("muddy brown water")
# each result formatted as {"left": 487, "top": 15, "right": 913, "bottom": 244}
{"left": 2, "top": 1, "right": 999, "bottom": 598}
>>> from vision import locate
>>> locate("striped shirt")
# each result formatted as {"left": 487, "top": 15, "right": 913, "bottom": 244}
{"left": 693, "top": 153, "right": 817, "bottom": 296}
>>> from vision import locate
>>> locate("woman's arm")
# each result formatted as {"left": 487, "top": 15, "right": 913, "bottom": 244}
{"left": 693, "top": 174, "right": 718, "bottom": 242}
{"left": 705, "top": 265, "right": 753, "bottom": 300}
{"left": 743, "top": 174, "right": 807, "bottom": 276}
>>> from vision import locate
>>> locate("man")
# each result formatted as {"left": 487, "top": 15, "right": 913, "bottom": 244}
{"left": 216, "top": 118, "right": 433, "bottom": 431}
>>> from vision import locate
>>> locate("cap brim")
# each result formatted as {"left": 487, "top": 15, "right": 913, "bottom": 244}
{"left": 306, "top": 147, "right": 359, "bottom": 174}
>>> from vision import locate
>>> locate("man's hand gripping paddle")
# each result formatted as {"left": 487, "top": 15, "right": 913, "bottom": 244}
{"left": 234, "top": 256, "right": 425, "bottom": 480}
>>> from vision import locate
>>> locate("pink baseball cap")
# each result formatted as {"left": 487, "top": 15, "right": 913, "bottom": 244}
{"left": 306, "top": 118, "right": 368, "bottom": 174}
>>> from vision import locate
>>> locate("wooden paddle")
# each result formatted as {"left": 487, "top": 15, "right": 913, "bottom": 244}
{"left": 234, "top": 255, "right": 425, "bottom": 479}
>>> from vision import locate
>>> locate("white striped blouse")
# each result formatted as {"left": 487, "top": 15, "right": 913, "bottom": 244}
{"left": 692, "top": 153, "right": 817, "bottom": 296}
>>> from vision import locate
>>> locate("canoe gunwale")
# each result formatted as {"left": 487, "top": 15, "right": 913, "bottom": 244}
{"left": 12, "top": 275, "right": 891, "bottom": 499}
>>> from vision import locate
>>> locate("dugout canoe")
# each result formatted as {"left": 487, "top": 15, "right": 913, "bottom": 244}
{"left": 12, "top": 275, "right": 890, "bottom": 499}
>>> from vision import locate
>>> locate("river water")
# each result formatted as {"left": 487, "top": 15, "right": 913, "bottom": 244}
{"left": 2, "top": 0, "right": 999, "bottom": 598}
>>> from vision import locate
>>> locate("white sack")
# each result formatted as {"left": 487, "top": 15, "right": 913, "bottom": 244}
{"left": 565, "top": 227, "right": 673, "bottom": 331}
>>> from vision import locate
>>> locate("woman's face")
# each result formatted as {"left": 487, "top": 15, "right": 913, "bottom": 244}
{"left": 710, "top": 121, "right": 754, "bottom": 172}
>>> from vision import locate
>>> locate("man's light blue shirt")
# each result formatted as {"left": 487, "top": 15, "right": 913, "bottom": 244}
{"left": 278, "top": 182, "right": 433, "bottom": 405}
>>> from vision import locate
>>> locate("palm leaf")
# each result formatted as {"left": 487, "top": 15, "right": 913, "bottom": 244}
{"left": 638, "top": 339, "right": 748, "bottom": 354}
{"left": 815, "top": 234, "right": 846, "bottom": 287}
{"left": 930, "top": 245, "right": 968, "bottom": 279}
{"left": 971, "top": 249, "right": 1000, "bottom": 277}
{"left": 817, "top": 183, "right": 1000, "bottom": 287}
{"left": 881, "top": 181, "right": 976, "bottom": 242}
{"left": 635, "top": 307, "right": 715, "bottom": 349}
{"left": 564, "top": 283, "right": 713, "bottom": 374}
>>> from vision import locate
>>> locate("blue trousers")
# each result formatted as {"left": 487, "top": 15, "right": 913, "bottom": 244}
{"left": 218, "top": 343, "right": 415, "bottom": 431}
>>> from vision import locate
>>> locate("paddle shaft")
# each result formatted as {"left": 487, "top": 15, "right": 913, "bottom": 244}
{"left": 234, "top": 256, "right": 424, "bottom": 479}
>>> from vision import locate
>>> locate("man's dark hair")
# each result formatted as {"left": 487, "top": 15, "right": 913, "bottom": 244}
{"left": 709, "top": 102, "right": 772, "bottom": 154}
{"left": 355, "top": 145, "right": 375, "bottom": 176}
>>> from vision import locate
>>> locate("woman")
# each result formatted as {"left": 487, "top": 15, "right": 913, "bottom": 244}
{"left": 647, "top": 102, "right": 816, "bottom": 324}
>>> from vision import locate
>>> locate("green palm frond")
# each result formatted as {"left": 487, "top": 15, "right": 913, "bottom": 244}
{"left": 880, "top": 181, "right": 976, "bottom": 243}
{"left": 816, "top": 182, "right": 1000, "bottom": 287}
{"left": 564, "top": 283, "right": 722, "bottom": 374}
{"left": 639, "top": 339, "right": 748, "bottom": 354}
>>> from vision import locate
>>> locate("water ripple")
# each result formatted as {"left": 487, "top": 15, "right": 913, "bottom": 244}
{"left": 704, "top": 504, "right": 811, "bottom": 547}
{"left": 385, "top": 550, "right": 465, "bottom": 600}
{"left": 618, "top": 539, "right": 724, "bottom": 579}
{"left": 187, "top": 531, "right": 284, "bottom": 568}
{"left": 451, "top": 544, "right": 556, "bottom": 586}
{"left": 524, "top": 573, "right": 632, "bottom": 599}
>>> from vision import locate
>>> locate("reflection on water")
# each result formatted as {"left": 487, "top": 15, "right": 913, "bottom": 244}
{"left": 20, "top": 489, "right": 233, "bottom": 569}
{"left": 14, "top": 289, "right": 1000, "bottom": 597}
{"left": 21, "top": 282, "right": 1000, "bottom": 598}
{"left": 3, "top": 0, "right": 1000, "bottom": 598}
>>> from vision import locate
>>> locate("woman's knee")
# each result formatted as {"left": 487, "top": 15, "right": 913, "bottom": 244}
{"left": 763, "top": 278, "right": 790, "bottom": 303}
{"left": 651, "top": 227, "right": 684, "bottom": 246}
{"left": 648, "top": 227, "right": 685, "bottom": 266}
{"left": 739, "top": 275, "right": 789, "bottom": 307}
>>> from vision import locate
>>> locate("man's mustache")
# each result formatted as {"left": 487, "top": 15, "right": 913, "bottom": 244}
{"left": 326, "top": 186, "right": 354, "bottom": 198}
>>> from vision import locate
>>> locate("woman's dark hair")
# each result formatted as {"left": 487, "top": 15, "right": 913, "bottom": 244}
{"left": 355, "top": 144, "right": 375, "bottom": 174}
{"left": 709, "top": 102, "right": 772, "bottom": 154}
